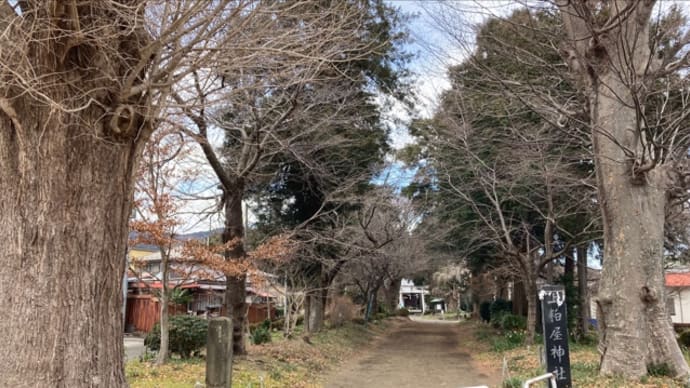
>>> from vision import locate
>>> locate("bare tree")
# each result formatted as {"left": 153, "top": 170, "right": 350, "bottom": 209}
{"left": 167, "top": 0, "right": 395, "bottom": 353}
{"left": 129, "top": 127, "right": 198, "bottom": 365}
{"left": 0, "top": 1, "right": 304, "bottom": 385}
{"left": 328, "top": 188, "right": 427, "bottom": 320}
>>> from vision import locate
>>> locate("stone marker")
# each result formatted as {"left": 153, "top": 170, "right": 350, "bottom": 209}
{"left": 206, "top": 317, "right": 233, "bottom": 388}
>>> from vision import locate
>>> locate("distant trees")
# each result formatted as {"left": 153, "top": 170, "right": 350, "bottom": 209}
{"left": 403, "top": 8, "right": 597, "bottom": 344}
{"left": 412, "top": 0, "right": 690, "bottom": 380}
{"left": 250, "top": 0, "right": 412, "bottom": 333}
{"left": 166, "top": 0, "right": 411, "bottom": 350}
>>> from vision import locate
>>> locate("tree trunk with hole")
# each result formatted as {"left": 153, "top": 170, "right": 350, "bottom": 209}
{"left": 577, "top": 245, "right": 589, "bottom": 336}
{"left": 0, "top": 110, "right": 147, "bottom": 386}
{"left": 222, "top": 185, "right": 247, "bottom": 356}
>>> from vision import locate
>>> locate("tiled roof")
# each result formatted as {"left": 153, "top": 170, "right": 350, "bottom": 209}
{"left": 666, "top": 272, "right": 690, "bottom": 287}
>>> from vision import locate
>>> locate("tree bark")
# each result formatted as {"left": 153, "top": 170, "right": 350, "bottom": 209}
{"left": 559, "top": 1, "right": 690, "bottom": 378}
{"left": 384, "top": 277, "right": 402, "bottom": 312}
{"left": 524, "top": 277, "right": 538, "bottom": 345}
{"left": 223, "top": 185, "right": 247, "bottom": 356}
{"left": 577, "top": 245, "right": 589, "bottom": 336}
{"left": 156, "top": 250, "right": 170, "bottom": 365}
{"left": 306, "top": 288, "right": 324, "bottom": 333}
{"left": 512, "top": 279, "right": 527, "bottom": 317}
{"left": 592, "top": 67, "right": 688, "bottom": 379}
{"left": 0, "top": 111, "right": 146, "bottom": 386}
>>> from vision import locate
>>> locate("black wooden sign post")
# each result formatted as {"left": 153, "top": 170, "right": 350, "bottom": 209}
{"left": 539, "top": 284, "right": 572, "bottom": 388}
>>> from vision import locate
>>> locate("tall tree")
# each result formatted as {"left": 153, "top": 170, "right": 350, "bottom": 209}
{"left": 252, "top": 0, "right": 411, "bottom": 333}
{"left": 0, "top": 1, "right": 248, "bottom": 385}
{"left": 175, "top": 0, "right": 409, "bottom": 348}
{"left": 558, "top": 0, "right": 690, "bottom": 378}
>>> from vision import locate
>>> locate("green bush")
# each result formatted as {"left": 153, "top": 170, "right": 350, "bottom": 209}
{"left": 251, "top": 319, "right": 272, "bottom": 345}
{"left": 479, "top": 301, "right": 492, "bottom": 322}
{"left": 395, "top": 308, "right": 410, "bottom": 317}
{"left": 488, "top": 299, "right": 513, "bottom": 328}
{"left": 144, "top": 315, "right": 208, "bottom": 359}
{"left": 678, "top": 330, "right": 690, "bottom": 348}
{"left": 500, "top": 314, "right": 527, "bottom": 331}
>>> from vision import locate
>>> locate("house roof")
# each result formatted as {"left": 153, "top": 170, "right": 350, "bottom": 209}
{"left": 666, "top": 272, "right": 690, "bottom": 287}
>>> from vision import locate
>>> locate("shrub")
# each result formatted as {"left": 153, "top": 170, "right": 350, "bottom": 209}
{"left": 373, "top": 312, "right": 388, "bottom": 321}
{"left": 251, "top": 319, "right": 272, "bottom": 345}
{"left": 351, "top": 317, "right": 367, "bottom": 325}
{"left": 678, "top": 330, "right": 690, "bottom": 348}
{"left": 145, "top": 315, "right": 208, "bottom": 359}
{"left": 479, "top": 301, "right": 492, "bottom": 322}
{"left": 395, "top": 308, "right": 410, "bottom": 317}
{"left": 328, "top": 296, "right": 358, "bottom": 327}
{"left": 501, "top": 314, "right": 527, "bottom": 331}
{"left": 489, "top": 299, "right": 513, "bottom": 328}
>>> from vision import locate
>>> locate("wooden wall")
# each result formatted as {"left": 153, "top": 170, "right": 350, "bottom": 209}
{"left": 126, "top": 294, "right": 278, "bottom": 333}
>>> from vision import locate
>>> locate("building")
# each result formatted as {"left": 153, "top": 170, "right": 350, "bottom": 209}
{"left": 125, "top": 248, "right": 283, "bottom": 332}
{"left": 399, "top": 279, "right": 429, "bottom": 313}
{"left": 666, "top": 270, "right": 690, "bottom": 327}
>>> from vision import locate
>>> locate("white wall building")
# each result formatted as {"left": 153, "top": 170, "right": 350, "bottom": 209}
{"left": 666, "top": 271, "right": 690, "bottom": 326}
{"left": 399, "top": 278, "right": 429, "bottom": 313}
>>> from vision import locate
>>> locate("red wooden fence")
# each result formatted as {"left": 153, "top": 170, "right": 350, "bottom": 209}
{"left": 125, "top": 295, "right": 187, "bottom": 333}
{"left": 126, "top": 295, "right": 278, "bottom": 333}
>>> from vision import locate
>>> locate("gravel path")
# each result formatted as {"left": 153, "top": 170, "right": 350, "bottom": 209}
{"left": 324, "top": 318, "right": 498, "bottom": 388}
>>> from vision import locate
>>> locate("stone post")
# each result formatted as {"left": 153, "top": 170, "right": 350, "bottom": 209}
{"left": 206, "top": 317, "right": 233, "bottom": 388}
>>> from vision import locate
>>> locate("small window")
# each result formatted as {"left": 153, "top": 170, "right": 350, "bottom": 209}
{"left": 148, "top": 263, "right": 160, "bottom": 274}
{"left": 667, "top": 298, "right": 676, "bottom": 316}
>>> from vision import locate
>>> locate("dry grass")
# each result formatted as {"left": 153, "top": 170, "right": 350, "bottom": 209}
{"left": 126, "top": 320, "right": 389, "bottom": 387}
{"left": 467, "top": 321, "right": 689, "bottom": 388}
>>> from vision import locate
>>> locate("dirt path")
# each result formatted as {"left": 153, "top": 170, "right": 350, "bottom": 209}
{"left": 324, "top": 317, "right": 499, "bottom": 388}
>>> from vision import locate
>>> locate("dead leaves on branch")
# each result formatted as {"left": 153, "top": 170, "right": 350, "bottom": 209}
{"left": 129, "top": 232, "right": 298, "bottom": 278}
{"left": 181, "top": 235, "right": 298, "bottom": 277}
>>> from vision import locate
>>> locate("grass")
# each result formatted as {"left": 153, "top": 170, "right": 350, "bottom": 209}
{"left": 467, "top": 321, "right": 690, "bottom": 388}
{"left": 126, "top": 320, "right": 390, "bottom": 388}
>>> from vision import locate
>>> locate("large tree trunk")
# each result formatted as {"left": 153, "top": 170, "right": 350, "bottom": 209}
{"left": 560, "top": 1, "right": 690, "bottom": 379}
{"left": 592, "top": 73, "right": 688, "bottom": 378}
{"left": 577, "top": 245, "right": 589, "bottom": 336}
{"left": 223, "top": 185, "right": 247, "bottom": 356}
{"left": 0, "top": 112, "right": 145, "bottom": 386}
